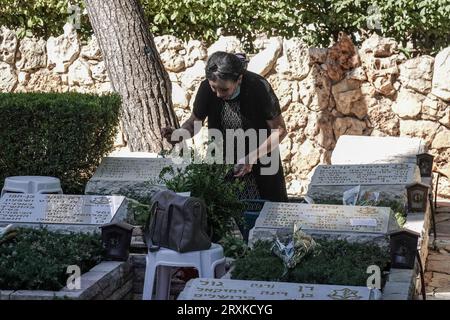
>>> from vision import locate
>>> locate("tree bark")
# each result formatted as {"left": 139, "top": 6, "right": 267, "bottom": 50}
{"left": 85, "top": 0, "right": 179, "bottom": 152}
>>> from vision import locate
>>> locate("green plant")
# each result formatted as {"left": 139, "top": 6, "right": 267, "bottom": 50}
{"left": 294, "top": 0, "right": 450, "bottom": 54}
{"left": 0, "top": 92, "right": 121, "bottom": 194}
{"left": 127, "top": 198, "right": 151, "bottom": 226}
{"left": 219, "top": 234, "right": 249, "bottom": 259}
{"left": 0, "top": 0, "right": 90, "bottom": 40}
{"left": 231, "top": 239, "right": 390, "bottom": 286}
{"left": 143, "top": 0, "right": 299, "bottom": 52}
{"left": 2, "top": 0, "right": 448, "bottom": 54}
{"left": 0, "top": 228, "right": 103, "bottom": 291}
{"left": 160, "top": 162, "right": 245, "bottom": 242}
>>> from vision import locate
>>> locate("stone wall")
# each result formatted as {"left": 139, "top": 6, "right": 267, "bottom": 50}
{"left": 1, "top": 25, "right": 449, "bottom": 197}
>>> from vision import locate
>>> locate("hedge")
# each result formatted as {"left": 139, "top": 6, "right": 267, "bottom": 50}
{"left": 0, "top": 0, "right": 448, "bottom": 54}
{"left": 0, "top": 228, "right": 103, "bottom": 291}
{"left": 231, "top": 240, "right": 390, "bottom": 287}
{"left": 0, "top": 92, "right": 121, "bottom": 194}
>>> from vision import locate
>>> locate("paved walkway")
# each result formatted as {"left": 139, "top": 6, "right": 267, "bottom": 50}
{"left": 425, "top": 199, "right": 450, "bottom": 300}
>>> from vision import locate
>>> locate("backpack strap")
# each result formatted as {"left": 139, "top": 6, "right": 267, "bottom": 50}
{"left": 144, "top": 201, "right": 161, "bottom": 252}
{"left": 164, "top": 204, "right": 174, "bottom": 247}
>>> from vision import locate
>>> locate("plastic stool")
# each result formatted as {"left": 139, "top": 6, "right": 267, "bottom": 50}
{"left": 1, "top": 176, "right": 63, "bottom": 197}
{"left": 142, "top": 243, "right": 226, "bottom": 300}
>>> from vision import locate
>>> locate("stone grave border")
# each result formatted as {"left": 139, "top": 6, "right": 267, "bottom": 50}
{"left": 0, "top": 261, "right": 133, "bottom": 300}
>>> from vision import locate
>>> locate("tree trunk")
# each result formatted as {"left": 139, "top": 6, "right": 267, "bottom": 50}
{"left": 85, "top": 0, "right": 179, "bottom": 152}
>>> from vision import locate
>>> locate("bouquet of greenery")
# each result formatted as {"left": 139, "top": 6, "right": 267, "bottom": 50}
{"left": 158, "top": 145, "right": 245, "bottom": 242}
{"left": 271, "top": 224, "right": 319, "bottom": 275}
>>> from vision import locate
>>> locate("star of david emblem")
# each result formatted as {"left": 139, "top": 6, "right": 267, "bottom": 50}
{"left": 90, "top": 196, "right": 111, "bottom": 205}
{"left": 327, "top": 288, "right": 363, "bottom": 300}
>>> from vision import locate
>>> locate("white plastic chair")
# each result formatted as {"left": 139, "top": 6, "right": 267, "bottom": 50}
{"left": 1, "top": 176, "right": 63, "bottom": 197}
{"left": 142, "top": 243, "right": 226, "bottom": 300}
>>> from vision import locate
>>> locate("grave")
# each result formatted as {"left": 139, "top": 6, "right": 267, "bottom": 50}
{"left": 306, "top": 163, "right": 421, "bottom": 203}
{"left": 248, "top": 202, "right": 400, "bottom": 246}
{"left": 85, "top": 154, "right": 188, "bottom": 202}
{"left": 331, "top": 135, "right": 426, "bottom": 165}
{"left": 0, "top": 193, "right": 127, "bottom": 233}
{"left": 177, "top": 278, "right": 382, "bottom": 300}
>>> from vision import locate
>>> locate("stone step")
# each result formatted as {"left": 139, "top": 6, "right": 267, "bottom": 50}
{"left": 430, "top": 237, "right": 450, "bottom": 250}
{"left": 436, "top": 223, "right": 450, "bottom": 233}
{"left": 434, "top": 212, "right": 450, "bottom": 223}
{"left": 427, "top": 273, "right": 450, "bottom": 288}
{"left": 436, "top": 199, "right": 450, "bottom": 205}
{"left": 427, "top": 253, "right": 450, "bottom": 261}
{"left": 432, "top": 288, "right": 450, "bottom": 300}
{"left": 426, "top": 260, "right": 450, "bottom": 274}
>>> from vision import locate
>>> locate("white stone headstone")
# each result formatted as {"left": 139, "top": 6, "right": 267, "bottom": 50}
{"left": 84, "top": 154, "right": 189, "bottom": 209}
{"left": 178, "top": 278, "right": 381, "bottom": 300}
{"left": 331, "top": 135, "right": 426, "bottom": 165}
{"left": 310, "top": 163, "right": 419, "bottom": 186}
{"left": 0, "top": 193, "right": 127, "bottom": 233}
{"left": 248, "top": 202, "right": 399, "bottom": 245}
{"left": 306, "top": 163, "right": 421, "bottom": 203}
{"left": 90, "top": 156, "right": 186, "bottom": 182}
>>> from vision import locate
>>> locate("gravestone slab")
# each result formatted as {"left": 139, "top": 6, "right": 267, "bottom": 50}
{"left": 85, "top": 154, "right": 188, "bottom": 220}
{"left": 88, "top": 155, "right": 187, "bottom": 182}
{"left": 307, "top": 163, "right": 421, "bottom": 203}
{"left": 178, "top": 278, "right": 381, "bottom": 300}
{"left": 248, "top": 202, "right": 399, "bottom": 246}
{"left": 0, "top": 194, "right": 127, "bottom": 233}
{"left": 331, "top": 135, "right": 426, "bottom": 165}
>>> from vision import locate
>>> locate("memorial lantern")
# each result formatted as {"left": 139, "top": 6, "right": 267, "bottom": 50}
{"left": 389, "top": 229, "right": 420, "bottom": 269}
{"left": 416, "top": 153, "right": 434, "bottom": 177}
{"left": 406, "top": 183, "right": 429, "bottom": 213}
{"left": 100, "top": 222, "right": 134, "bottom": 261}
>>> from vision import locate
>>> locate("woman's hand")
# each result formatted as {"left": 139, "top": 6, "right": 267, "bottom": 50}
{"left": 161, "top": 127, "right": 180, "bottom": 145}
{"left": 233, "top": 157, "right": 253, "bottom": 177}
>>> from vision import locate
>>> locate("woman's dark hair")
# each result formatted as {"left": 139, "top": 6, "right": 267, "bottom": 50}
{"left": 205, "top": 51, "right": 247, "bottom": 82}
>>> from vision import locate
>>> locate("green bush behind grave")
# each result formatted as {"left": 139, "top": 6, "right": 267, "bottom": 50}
{"left": 159, "top": 162, "right": 245, "bottom": 242}
{"left": 231, "top": 240, "right": 390, "bottom": 286}
{"left": 0, "top": 228, "right": 103, "bottom": 291}
{"left": 0, "top": 92, "right": 121, "bottom": 194}
{"left": 1, "top": 0, "right": 449, "bottom": 54}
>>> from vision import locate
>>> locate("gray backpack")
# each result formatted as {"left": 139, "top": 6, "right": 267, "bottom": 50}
{"left": 143, "top": 190, "right": 211, "bottom": 253}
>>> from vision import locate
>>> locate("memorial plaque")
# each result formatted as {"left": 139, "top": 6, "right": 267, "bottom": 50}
{"left": 254, "top": 202, "right": 391, "bottom": 234}
{"left": 178, "top": 278, "right": 381, "bottom": 300}
{"left": 248, "top": 202, "right": 399, "bottom": 246}
{"left": 310, "top": 164, "right": 418, "bottom": 186}
{"left": 331, "top": 135, "right": 426, "bottom": 165}
{"left": 91, "top": 156, "right": 187, "bottom": 182}
{"left": 0, "top": 194, "right": 126, "bottom": 230}
{"left": 306, "top": 163, "right": 421, "bottom": 203}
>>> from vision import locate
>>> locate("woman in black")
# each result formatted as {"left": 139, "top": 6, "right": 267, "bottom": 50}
{"left": 162, "top": 51, "right": 288, "bottom": 202}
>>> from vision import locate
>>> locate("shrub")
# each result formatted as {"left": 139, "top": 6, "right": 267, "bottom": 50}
{"left": 143, "top": 0, "right": 299, "bottom": 51}
{"left": 0, "top": 228, "right": 103, "bottom": 291}
{"left": 219, "top": 234, "right": 249, "bottom": 260}
{"left": 0, "top": 92, "right": 121, "bottom": 194}
{"left": 231, "top": 240, "right": 390, "bottom": 286}
{"left": 314, "top": 0, "right": 450, "bottom": 55}
{"left": 160, "top": 163, "right": 245, "bottom": 242}
{"left": 1, "top": 0, "right": 448, "bottom": 54}
{"left": 0, "top": 0, "right": 90, "bottom": 39}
